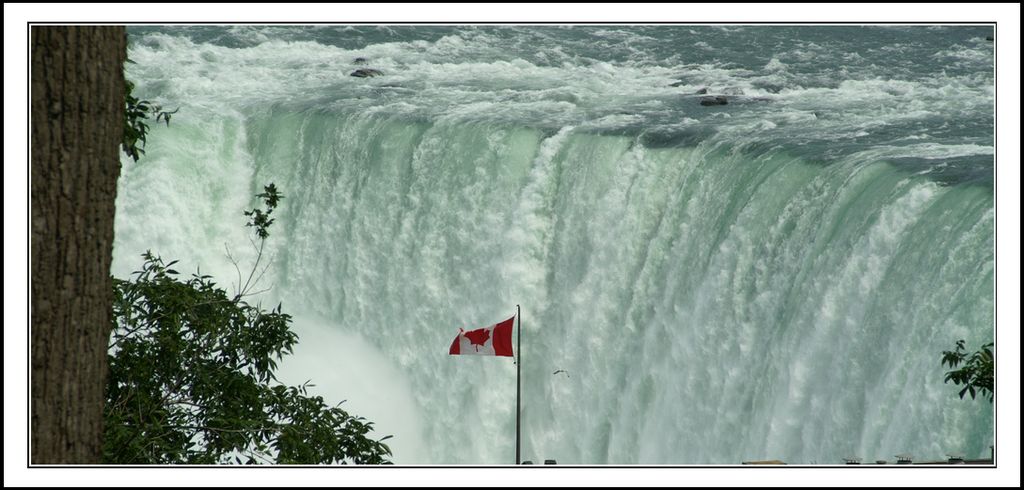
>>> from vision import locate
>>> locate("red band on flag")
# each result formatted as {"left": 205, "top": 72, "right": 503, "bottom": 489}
{"left": 449, "top": 315, "right": 515, "bottom": 357}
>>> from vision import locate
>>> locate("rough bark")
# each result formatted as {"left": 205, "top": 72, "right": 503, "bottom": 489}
{"left": 30, "top": 25, "right": 125, "bottom": 464}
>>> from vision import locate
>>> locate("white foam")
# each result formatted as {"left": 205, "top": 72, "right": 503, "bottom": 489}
{"left": 764, "top": 57, "right": 788, "bottom": 72}
{"left": 126, "top": 27, "right": 993, "bottom": 156}
{"left": 276, "top": 316, "right": 429, "bottom": 463}
{"left": 851, "top": 142, "right": 994, "bottom": 161}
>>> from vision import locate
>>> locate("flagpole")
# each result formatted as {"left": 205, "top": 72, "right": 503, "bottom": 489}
{"left": 515, "top": 304, "right": 521, "bottom": 465}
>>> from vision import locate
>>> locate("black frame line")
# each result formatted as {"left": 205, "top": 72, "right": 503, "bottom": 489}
{"left": 25, "top": 19, "right": 999, "bottom": 472}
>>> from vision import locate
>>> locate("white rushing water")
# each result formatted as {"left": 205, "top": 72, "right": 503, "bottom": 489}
{"left": 112, "top": 27, "right": 994, "bottom": 464}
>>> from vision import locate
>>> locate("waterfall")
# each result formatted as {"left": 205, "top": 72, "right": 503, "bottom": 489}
{"left": 113, "top": 109, "right": 993, "bottom": 463}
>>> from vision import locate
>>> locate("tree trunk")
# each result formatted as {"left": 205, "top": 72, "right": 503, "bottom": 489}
{"left": 30, "top": 25, "right": 125, "bottom": 464}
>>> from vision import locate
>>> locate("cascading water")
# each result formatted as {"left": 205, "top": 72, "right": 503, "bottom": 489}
{"left": 113, "top": 25, "right": 995, "bottom": 464}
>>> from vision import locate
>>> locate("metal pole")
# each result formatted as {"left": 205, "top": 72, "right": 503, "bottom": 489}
{"left": 516, "top": 304, "right": 521, "bottom": 465}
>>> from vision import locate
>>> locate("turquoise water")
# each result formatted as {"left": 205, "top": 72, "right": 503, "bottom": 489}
{"left": 113, "top": 25, "right": 994, "bottom": 464}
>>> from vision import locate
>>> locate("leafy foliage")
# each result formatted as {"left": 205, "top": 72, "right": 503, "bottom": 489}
{"left": 122, "top": 75, "right": 178, "bottom": 162}
{"left": 103, "top": 186, "right": 392, "bottom": 464}
{"left": 941, "top": 340, "right": 994, "bottom": 403}
{"left": 243, "top": 183, "right": 282, "bottom": 240}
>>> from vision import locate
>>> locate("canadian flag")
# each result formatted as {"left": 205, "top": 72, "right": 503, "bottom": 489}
{"left": 448, "top": 315, "right": 515, "bottom": 357}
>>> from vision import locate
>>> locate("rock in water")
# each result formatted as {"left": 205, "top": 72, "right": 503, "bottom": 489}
{"left": 753, "top": 82, "right": 785, "bottom": 94}
{"left": 699, "top": 96, "right": 728, "bottom": 106}
{"left": 695, "top": 87, "right": 708, "bottom": 94}
{"left": 354, "top": 57, "right": 369, "bottom": 64}
{"left": 351, "top": 68, "right": 385, "bottom": 78}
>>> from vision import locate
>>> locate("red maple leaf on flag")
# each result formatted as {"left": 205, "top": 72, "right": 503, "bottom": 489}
{"left": 463, "top": 328, "right": 491, "bottom": 352}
